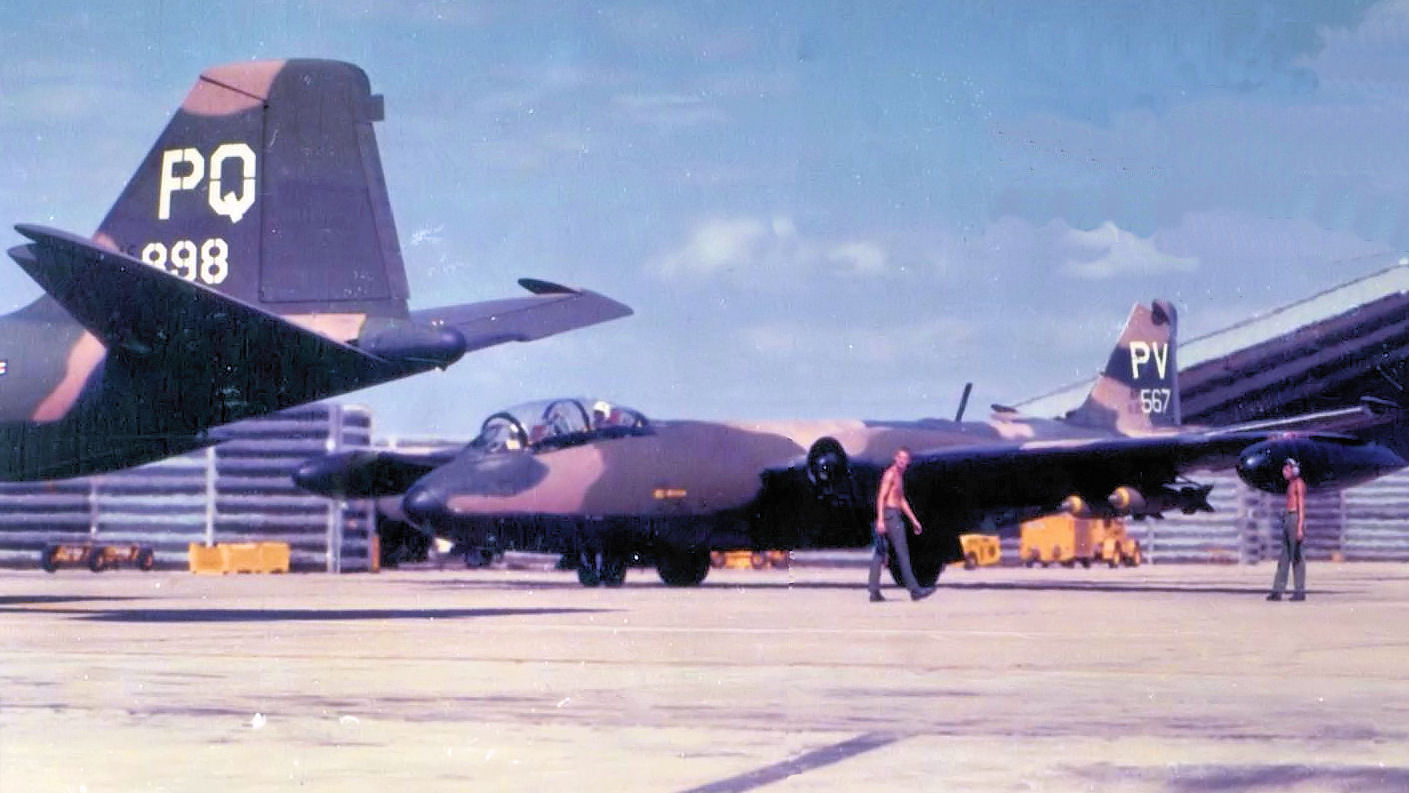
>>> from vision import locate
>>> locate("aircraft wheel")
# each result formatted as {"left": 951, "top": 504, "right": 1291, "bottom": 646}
{"left": 576, "top": 550, "right": 602, "bottom": 587}
{"left": 463, "top": 548, "right": 495, "bottom": 569}
{"left": 600, "top": 554, "right": 628, "bottom": 587}
{"left": 577, "top": 564, "right": 601, "bottom": 587}
{"left": 657, "top": 549, "right": 710, "bottom": 586}
{"left": 136, "top": 548, "right": 155, "bottom": 572}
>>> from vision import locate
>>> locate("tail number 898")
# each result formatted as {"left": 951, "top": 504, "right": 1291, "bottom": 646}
{"left": 140, "top": 238, "right": 230, "bottom": 285}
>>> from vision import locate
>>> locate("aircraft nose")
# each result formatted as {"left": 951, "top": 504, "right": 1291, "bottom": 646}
{"left": 402, "top": 483, "right": 451, "bottom": 530}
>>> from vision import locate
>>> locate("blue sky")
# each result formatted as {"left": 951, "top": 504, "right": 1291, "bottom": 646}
{"left": 3, "top": 1, "right": 1407, "bottom": 437}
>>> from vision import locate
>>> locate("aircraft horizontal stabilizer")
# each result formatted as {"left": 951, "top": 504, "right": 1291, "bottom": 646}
{"left": 8, "top": 224, "right": 414, "bottom": 427}
{"left": 410, "top": 279, "right": 632, "bottom": 353}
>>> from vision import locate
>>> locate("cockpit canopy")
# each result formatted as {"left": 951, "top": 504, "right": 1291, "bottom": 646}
{"left": 467, "top": 398, "right": 651, "bottom": 454}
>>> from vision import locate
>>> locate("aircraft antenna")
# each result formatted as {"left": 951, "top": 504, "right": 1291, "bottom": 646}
{"left": 955, "top": 382, "right": 973, "bottom": 422}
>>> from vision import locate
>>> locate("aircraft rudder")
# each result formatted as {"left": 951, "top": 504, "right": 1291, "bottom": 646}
{"left": 93, "top": 59, "right": 409, "bottom": 334}
{"left": 1065, "top": 299, "right": 1181, "bottom": 433}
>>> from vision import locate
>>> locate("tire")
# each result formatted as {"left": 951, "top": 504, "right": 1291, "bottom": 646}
{"left": 136, "top": 548, "right": 155, "bottom": 572}
{"left": 964, "top": 552, "right": 978, "bottom": 570}
{"left": 40, "top": 545, "right": 59, "bottom": 573}
{"left": 600, "top": 553, "right": 628, "bottom": 587}
{"left": 1023, "top": 551, "right": 1038, "bottom": 568}
{"left": 750, "top": 552, "right": 767, "bottom": 570}
{"left": 576, "top": 549, "right": 602, "bottom": 587}
{"left": 1108, "top": 553, "right": 1120, "bottom": 569}
{"left": 657, "top": 549, "right": 711, "bottom": 586}
{"left": 1079, "top": 558, "right": 1091, "bottom": 569}
{"left": 87, "top": 548, "right": 106, "bottom": 573}
{"left": 463, "top": 548, "right": 494, "bottom": 569}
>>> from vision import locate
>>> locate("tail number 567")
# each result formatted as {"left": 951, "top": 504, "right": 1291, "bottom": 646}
{"left": 1139, "top": 388, "right": 1172, "bottom": 415}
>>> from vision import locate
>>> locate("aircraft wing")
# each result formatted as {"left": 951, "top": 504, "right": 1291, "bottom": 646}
{"left": 409, "top": 278, "right": 632, "bottom": 354}
{"left": 9, "top": 224, "right": 414, "bottom": 427}
{"left": 900, "top": 422, "right": 1403, "bottom": 519}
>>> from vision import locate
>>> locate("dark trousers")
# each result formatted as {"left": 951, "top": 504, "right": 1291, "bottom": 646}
{"left": 869, "top": 508, "right": 922, "bottom": 595}
{"left": 1270, "top": 510, "right": 1306, "bottom": 596}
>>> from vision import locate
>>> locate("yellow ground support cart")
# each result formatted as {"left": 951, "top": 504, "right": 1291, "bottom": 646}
{"left": 1020, "top": 515, "right": 1142, "bottom": 568}
{"left": 41, "top": 543, "right": 155, "bottom": 573}
{"left": 188, "top": 542, "right": 291, "bottom": 574}
{"left": 958, "top": 534, "right": 1002, "bottom": 569}
{"left": 709, "top": 550, "right": 788, "bottom": 569}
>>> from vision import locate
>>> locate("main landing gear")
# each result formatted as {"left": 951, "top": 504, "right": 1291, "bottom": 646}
{"left": 655, "top": 548, "right": 711, "bottom": 587}
{"left": 576, "top": 547, "right": 629, "bottom": 587}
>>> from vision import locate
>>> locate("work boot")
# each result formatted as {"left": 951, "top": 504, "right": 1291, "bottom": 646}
{"left": 910, "top": 587, "right": 935, "bottom": 601}
{"left": 869, "top": 592, "right": 885, "bottom": 602}
{"left": 1266, "top": 593, "right": 1282, "bottom": 601}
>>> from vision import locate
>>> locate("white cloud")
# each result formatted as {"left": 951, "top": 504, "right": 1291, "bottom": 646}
{"left": 648, "top": 215, "right": 890, "bottom": 283}
{"left": 1059, "top": 221, "right": 1198, "bottom": 280}
{"left": 651, "top": 217, "right": 769, "bottom": 278}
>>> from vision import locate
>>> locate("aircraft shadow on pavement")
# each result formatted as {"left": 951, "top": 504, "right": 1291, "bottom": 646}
{"left": 690, "top": 580, "right": 1320, "bottom": 596}
{"left": 937, "top": 580, "right": 1332, "bottom": 596}
{"left": 404, "top": 574, "right": 1331, "bottom": 597}
{"left": 416, "top": 578, "right": 866, "bottom": 592}
{"left": 67, "top": 606, "right": 611, "bottom": 624}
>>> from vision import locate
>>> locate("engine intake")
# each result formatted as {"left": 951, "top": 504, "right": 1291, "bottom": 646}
{"left": 805, "top": 437, "right": 851, "bottom": 503}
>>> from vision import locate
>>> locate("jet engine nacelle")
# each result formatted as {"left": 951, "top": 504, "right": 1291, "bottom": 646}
{"left": 806, "top": 436, "right": 851, "bottom": 503}
{"left": 1235, "top": 436, "right": 1406, "bottom": 494}
{"left": 357, "top": 322, "right": 468, "bottom": 369}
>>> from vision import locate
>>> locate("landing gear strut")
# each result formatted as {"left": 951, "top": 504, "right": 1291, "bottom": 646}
{"left": 577, "top": 547, "right": 629, "bottom": 587}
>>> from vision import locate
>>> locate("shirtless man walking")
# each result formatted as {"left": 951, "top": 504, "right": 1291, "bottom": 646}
{"left": 868, "top": 447, "right": 936, "bottom": 602}
{"left": 1267, "top": 458, "right": 1308, "bottom": 602}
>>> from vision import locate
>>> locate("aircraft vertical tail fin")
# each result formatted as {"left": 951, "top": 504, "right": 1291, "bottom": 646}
{"left": 1063, "top": 300, "right": 1180, "bottom": 434}
{"left": 94, "top": 59, "right": 409, "bottom": 336}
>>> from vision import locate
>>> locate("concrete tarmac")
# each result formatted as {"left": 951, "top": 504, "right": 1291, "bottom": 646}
{"left": 2, "top": 562, "right": 1408, "bottom": 792}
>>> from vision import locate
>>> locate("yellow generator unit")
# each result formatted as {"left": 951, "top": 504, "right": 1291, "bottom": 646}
{"left": 1020, "top": 515, "right": 1142, "bottom": 568}
{"left": 958, "top": 534, "right": 1001, "bottom": 569}
{"left": 709, "top": 550, "right": 788, "bottom": 569}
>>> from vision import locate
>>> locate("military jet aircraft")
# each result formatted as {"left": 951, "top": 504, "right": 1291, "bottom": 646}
{"left": 295, "top": 300, "right": 1406, "bottom": 588}
{"left": 0, "top": 59, "right": 630, "bottom": 481}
